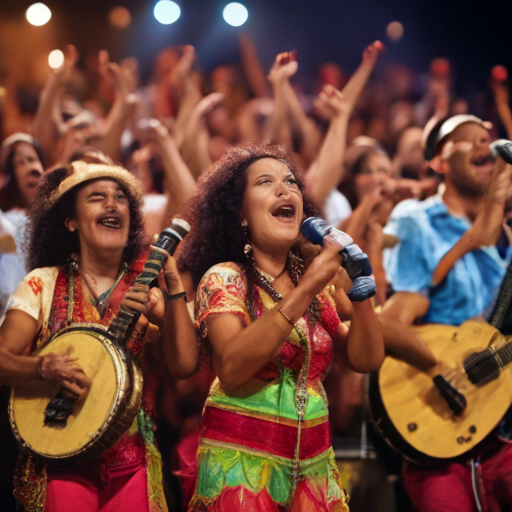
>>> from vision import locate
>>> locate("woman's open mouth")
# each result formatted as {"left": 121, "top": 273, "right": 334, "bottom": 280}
{"left": 271, "top": 204, "right": 296, "bottom": 222}
{"left": 97, "top": 214, "right": 122, "bottom": 230}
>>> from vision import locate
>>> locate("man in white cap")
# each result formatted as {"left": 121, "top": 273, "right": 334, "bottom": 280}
{"left": 381, "top": 114, "right": 512, "bottom": 511}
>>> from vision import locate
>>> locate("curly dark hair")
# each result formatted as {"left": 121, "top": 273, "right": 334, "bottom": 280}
{"left": 178, "top": 142, "right": 319, "bottom": 318}
{"left": 26, "top": 167, "right": 149, "bottom": 271}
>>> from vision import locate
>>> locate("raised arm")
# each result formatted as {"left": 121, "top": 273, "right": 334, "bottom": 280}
{"left": 341, "top": 41, "right": 384, "bottom": 112}
{"left": 491, "top": 78, "right": 512, "bottom": 140}
{"left": 306, "top": 42, "right": 384, "bottom": 207}
{"left": 32, "top": 45, "right": 79, "bottom": 163}
{"left": 432, "top": 153, "right": 512, "bottom": 287}
{"left": 265, "top": 52, "right": 295, "bottom": 146}
{"left": 238, "top": 33, "right": 271, "bottom": 99}
{"left": 93, "top": 50, "right": 137, "bottom": 162}
{"left": 145, "top": 119, "right": 197, "bottom": 221}
{"left": 179, "top": 92, "right": 224, "bottom": 179}
{"left": 306, "top": 85, "right": 348, "bottom": 206}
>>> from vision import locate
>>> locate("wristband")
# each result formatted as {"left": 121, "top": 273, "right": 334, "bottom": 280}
{"left": 163, "top": 290, "right": 187, "bottom": 302}
{"left": 277, "top": 307, "right": 295, "bottom": 326}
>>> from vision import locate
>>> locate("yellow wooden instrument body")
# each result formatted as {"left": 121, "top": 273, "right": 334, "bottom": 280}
{"left": 9, "top": 325, "right": 143, "bottom": 466}
{"left": 370, "top": 320, "right": 512, "bottom": 463}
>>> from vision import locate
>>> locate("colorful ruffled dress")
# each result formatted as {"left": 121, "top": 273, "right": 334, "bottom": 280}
{"left": 189, "top": 262, "right": 349, "bottom": 512}
{"left": 6, "top": 262, "right": 168, "bottom": 512}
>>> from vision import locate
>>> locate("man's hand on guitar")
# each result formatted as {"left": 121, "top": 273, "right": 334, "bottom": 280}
{"left": 39, "top": 348, "right": 91, "bottom": 398}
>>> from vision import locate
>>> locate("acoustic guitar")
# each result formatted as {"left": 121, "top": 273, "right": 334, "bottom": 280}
{"left": 369, "top": 319, "right": 512, "bottom": 464}
{"left": 9, "top": 219, "right": 189, "bottom": 467}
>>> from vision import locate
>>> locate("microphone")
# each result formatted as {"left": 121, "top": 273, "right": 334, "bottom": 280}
{"left": 490, "top": 140, "right": 512, "bottom": 164}
{"left": 301, "top": 217, "right": 376, "bottom": 302}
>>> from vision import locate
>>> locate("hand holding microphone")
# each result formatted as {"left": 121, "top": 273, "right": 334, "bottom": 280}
{"left": 301, "top": 217, "right": 376, "bottom": 302}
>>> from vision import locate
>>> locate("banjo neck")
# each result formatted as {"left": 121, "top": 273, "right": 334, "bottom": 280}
{"left": 107, "top": 219, "right": 190, "bottom": 344}
{"left": 107, "top": 245, "right": 169, "bottom": 343}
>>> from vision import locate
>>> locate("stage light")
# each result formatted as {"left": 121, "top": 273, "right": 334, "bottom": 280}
{"left": 48, "top": 50, "right": 64, "bottom": 69}
{"left": 154, "top": 1, "right": 181, "bottom": 25}
{"left": 26, "top": 3, "right": 52, "bottom": 26}
{"left": 109, "top": 6, "right": 132, "bottom": 29}
{"left": 491, "top": 65, "right": 508, "bottom": 82}
{"left": 223, "top": 3, "right": 248, "bottom": 27}
{"left": 386, "top": 21, "right": 404, "bottom": 41}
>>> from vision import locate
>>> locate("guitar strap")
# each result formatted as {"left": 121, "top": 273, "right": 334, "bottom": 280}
{"left": 488, "top": 258, "right": 512, "bottom": 335}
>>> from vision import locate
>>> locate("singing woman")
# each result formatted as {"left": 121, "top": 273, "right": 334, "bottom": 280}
{"left": 0, "top": 161, "right": 197, "bottom": 512}
{"left": 179, "top": 143, "right": 384, "bottom": 511}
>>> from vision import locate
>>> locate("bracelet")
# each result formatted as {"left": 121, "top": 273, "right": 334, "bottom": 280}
{"left": 164, "top": 290, "right": 187, "bottom": 302}
{"left": 277, "top": 307, "right": 295, "bottom": 327}
{"left": 37, "top": 356, "right": 45, "bottom": 380}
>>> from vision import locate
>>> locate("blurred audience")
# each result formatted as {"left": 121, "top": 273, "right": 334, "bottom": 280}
{"left": 1, "top": 31, "right": 511, "bottom": 512}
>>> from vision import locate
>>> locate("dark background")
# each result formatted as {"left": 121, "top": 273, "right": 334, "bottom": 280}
{"left": 1, "top": 0, "right": 511, "bottom": 92}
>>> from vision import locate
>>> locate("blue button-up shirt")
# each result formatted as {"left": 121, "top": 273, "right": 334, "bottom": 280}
{"left": 384, "top": 195, "right": 511, "bottom": 326}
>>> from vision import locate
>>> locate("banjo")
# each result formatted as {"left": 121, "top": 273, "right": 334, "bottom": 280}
{"left": 9, "top": 219, "right": 190, "bottom": 466}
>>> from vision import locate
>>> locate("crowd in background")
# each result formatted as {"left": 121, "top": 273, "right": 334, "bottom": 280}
{"left": 0, "top": 34, "right": 511, "bottom": 511}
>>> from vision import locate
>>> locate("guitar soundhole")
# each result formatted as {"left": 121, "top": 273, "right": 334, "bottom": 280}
{"left": 407, "top": 423, "right": 417, "bottom": 432}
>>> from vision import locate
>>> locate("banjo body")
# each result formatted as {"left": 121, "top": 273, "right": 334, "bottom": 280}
{"left": 9, "top": 325, "right": 143, "bottom": 466}
{"left": 8, "top": 220, "right": 190, "bottom": 467}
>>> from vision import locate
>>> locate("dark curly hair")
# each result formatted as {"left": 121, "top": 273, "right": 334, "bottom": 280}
{"left": 26, "top": 167, "right": 149, "bottom": 271}
{"left": 178, "top": 142, "right": 319, "bottom": 318}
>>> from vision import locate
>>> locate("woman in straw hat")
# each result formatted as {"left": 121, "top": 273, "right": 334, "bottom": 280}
{"left": 0, "top": 161, "right": 197, "bottom": 511}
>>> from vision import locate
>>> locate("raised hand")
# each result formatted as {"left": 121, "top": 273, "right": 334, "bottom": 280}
{"left": 314, "top": 84, "right": 347, "bottom": 120}
{"left": 300, "top": 235, "right": 344, "bottom": 297}
{"left": 468, "top": 157, "right": 512, "bottom": 248}
{"left": 39, "top": 346, "right": 91, "bottom": 398}
{"left": 54, "top": 44, "right": 79, "bottom": 84}
{"left": 363, "top": 40, "right": 385, "bottom": 62}
{"left": 268, "top": 51, "right": 298, "bottom": 84}
{"left": 98, "top": 50, "right": 131, "bottom": 97}
{"left": 192, "top": 92, "right": 225, "bottom": 120}
{"left": 169, "top": 45, "right": 196, "bottom": 90}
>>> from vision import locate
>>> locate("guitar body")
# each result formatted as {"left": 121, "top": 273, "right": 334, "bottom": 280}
{"left": 9, "top": 326, "right": 143, "bottom": 466}
{"left": 369, "top": 320, "right": 512, "bottom": 464}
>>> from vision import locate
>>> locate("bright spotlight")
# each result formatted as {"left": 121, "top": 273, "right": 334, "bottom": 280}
{"left": 154, "top": 1, "right": 181, "bottom": 25}
{"left": 386, "top": 21, "right": 404, "bottom": 41}
{"left": 223, "top": 3, "right": 248, "bottom": 27}
{"left": 48, "top": 50, "right": 64, "bottom": 69}
{"left": 26, "top": 3, "right": 52, "bottom": 26}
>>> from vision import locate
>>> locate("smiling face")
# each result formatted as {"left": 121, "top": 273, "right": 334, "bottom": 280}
{"left": 67, "top": 179, "right": 130, "bottom": 259}
{"left": 441, "top": 122, "right": 492, "bottom": 195}
{"left": 242, "top": 158, "right": 303, "bottom": 256}
{"left": 12, "top": 142, "right": 44, "bottom": 207}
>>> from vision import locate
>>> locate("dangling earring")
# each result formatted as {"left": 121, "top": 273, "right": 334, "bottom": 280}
{"left": 241, "top": 220, "right": 253, "bottom": 259}
{"left": 244, "top": 242, "right": 253, "bottom": 257}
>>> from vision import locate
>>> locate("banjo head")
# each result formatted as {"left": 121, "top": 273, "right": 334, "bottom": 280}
{"left": 10, "top": 327, "right": 130, "bottom": 464}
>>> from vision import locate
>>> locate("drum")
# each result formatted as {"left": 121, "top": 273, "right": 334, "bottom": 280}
{"left": 9, "top": 325, "right": 143, "bottom": 466}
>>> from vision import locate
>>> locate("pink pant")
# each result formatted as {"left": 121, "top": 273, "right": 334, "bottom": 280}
{"left": 45, "top": 465, "right": 150, "bottom": 512}
{"left": 403, "top": 442, "right": 512, "bottom": 512}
